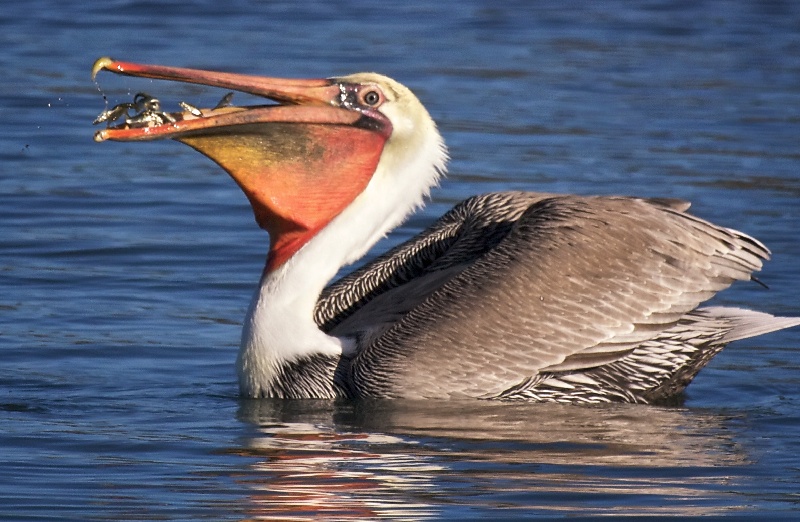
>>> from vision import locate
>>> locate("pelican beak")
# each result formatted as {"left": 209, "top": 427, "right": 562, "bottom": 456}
{"left": 92, "top": 57, "right": 392, "bottom": 270}
{"left": 91, "top": 57, "right": 386, "bottom": 142}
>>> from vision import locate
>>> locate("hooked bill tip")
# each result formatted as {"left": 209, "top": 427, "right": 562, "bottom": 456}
{"left": 91, "top": 56, "right": 116, "bottom": 81}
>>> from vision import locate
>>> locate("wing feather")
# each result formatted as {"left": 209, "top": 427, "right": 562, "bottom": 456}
{"left": 344, "top": 192, "right": 768, "bottom": 399}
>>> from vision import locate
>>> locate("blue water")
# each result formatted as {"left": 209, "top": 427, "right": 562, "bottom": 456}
{"left": 2, "top": 0, "right": 800, "bottom": 519}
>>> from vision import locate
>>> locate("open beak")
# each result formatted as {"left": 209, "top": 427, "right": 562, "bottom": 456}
{"left": 91, "top": 57, "right": 372, "bottom": 142}
{"left": 92, "top": 57, "right": 392, "bottom": 270}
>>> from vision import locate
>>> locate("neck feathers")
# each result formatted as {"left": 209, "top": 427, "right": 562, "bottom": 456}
{"left": 237, "top": 120, "right": 447, "bottom": 398}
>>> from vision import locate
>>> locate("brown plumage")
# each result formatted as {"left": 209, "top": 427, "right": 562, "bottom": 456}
{"left": 298, "top": 191, "right": 799, "bottom": 402}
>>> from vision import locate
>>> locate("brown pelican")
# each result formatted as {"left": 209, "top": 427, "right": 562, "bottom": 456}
{"left": 92, "top": 58, "right": 800, "bottom": 403}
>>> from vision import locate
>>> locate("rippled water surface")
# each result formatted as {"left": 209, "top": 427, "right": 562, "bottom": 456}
{"left": 2, "top": 1, "right": 800, "bottom": 519}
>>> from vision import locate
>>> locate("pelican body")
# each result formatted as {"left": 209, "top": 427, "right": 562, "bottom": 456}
{"left": 92, "top": 58, "right": 800, "bottom": 403}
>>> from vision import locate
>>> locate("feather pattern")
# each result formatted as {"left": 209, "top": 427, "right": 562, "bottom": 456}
{"left": 254, "top": 191, "right": 799, "bottom": 402}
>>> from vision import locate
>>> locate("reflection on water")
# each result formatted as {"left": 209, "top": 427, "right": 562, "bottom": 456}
{"left": 235, "top": 400, "right": 749, "bottom": 518}
{"left": 235, "top": 403, "right": 439, "bottom": 520}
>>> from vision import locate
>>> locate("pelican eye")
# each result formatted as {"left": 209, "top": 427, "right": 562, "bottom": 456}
{"left": 360, "top": 89, "right": 382, "bottom": 107}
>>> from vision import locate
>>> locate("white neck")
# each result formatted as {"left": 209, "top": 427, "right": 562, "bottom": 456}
{"left": 236, "top": 129, "right": 447, "bottom": 397}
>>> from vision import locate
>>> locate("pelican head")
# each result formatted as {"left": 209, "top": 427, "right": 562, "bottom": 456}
{"left": 93, "top": 58, "right": 448, "bottom": 272}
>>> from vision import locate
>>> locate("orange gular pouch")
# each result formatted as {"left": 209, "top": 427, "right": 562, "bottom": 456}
{"left": 177, "top": 121, "right": 387, "bottom": 271}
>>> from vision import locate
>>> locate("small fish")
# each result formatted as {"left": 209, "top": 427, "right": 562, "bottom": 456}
{"left": 93, "top": 102, "right": 134, "bottom": 125}
{"left": 132, "top": 93, "right": 161, "bottom": 112}
{"left": 179, "top": 101, "right": 203, "bottom": 117}
{"left": 93, "top": 92, "right": 178, "bottom": 128}
{"left": 125, "top": 110, "right": 176, "bottom": 127}
{"left": 213, "top": 92, "right": 235, "bottom": 109}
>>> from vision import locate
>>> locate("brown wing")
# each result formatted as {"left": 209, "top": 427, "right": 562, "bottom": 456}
{"left": 317, "top": 191, "right": 550, "bottom": 331}
{"left": 345, "top": 193, "right": 768, "bottom": 399}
